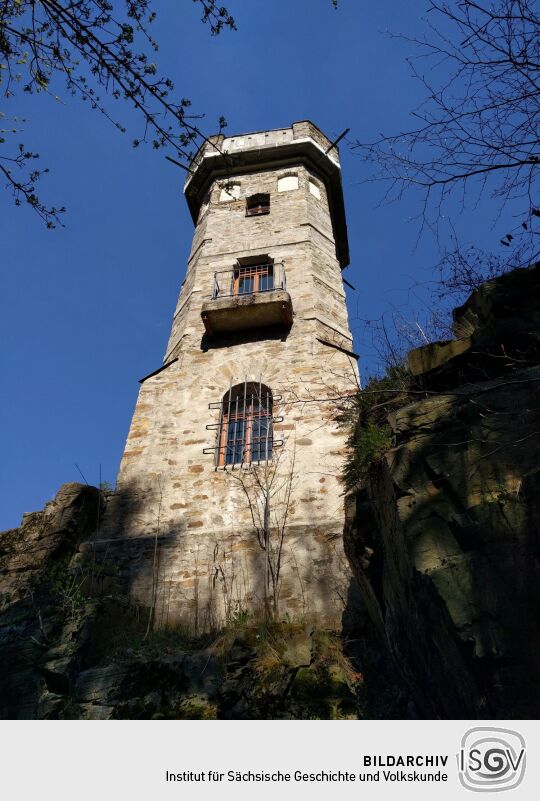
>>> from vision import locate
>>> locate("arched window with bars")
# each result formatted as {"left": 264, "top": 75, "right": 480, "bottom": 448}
{"left": 218, "top": 383, "right": 273, "bottom": 467}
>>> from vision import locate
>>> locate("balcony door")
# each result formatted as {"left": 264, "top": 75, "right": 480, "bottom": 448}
{"left": 232, "top": 263, "right": 274, "bottom": 296}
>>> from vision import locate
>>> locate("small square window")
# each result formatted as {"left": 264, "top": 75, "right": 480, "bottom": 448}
{"left": 246, "top": 193, "right": 270, "bottom": 216}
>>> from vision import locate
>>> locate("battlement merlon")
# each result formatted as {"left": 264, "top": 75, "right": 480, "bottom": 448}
{"left": 183, "top": 120, "right": 350, "bottom": 268}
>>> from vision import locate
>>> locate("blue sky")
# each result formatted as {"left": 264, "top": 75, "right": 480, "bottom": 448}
{"left": 0, "top": 1, "right": 509, "bottom": 527}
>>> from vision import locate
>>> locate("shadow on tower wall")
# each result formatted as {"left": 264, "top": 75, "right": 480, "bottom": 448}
{"left": 200, "top": 323, "right": 291, "bottom": 352}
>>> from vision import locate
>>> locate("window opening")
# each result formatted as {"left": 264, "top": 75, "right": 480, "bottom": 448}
{"left": 204, "top": 383, "right": 284, "bottom": 468}
{"left": 220, "top": 384, "right": 272, "bottom": 466}
{"left": 246, "top": 193, "right": 270, "bottom": 216}
{"left": 211, "top": 261, "right": 286, "bottom": 300}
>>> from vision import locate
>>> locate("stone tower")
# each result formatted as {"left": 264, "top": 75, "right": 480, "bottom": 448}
{"left": 107, "top": 121, "right": 358, "bottom": 631}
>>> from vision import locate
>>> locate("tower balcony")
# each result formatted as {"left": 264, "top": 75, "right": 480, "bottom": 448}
{"left": 201, "top": 262, "right": 293, "bottom": 335}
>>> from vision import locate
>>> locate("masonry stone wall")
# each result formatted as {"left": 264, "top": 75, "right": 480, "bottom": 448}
{"left": 100, "top": 123, "right": 357, "bottom": 632}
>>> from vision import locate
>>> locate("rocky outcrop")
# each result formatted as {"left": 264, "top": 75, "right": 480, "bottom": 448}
{"left": 408, "top": 262, "right": 540, "bottom": 387}
{"left": 345, "top": 264, "right": 540, "bottom": 718}
{"left": 0, "top": 483, "right": 101, "bottom": 718}
{"left": 0, "top": 487, "right": 361, "bottom": 718}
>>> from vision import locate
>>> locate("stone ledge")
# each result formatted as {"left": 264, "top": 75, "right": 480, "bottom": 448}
{"left": 408, "top": 337, "right": 472, "bottom": 376}
{"left": 201, "top": 289, "right": 293, "bottom": 335}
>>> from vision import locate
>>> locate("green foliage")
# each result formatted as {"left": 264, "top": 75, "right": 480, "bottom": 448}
{"left": 210, "top": 621, "right": 360, "bottom": 718}
{"left": 484, "top": 482, "right": 523, "bottom": 506}
{"left": 45, "top": 556, "right": 88, "bottom": 615}
{"left": 176, "top": 698, "right": 217, "bottom": 720}
{"left": 341, "top": 365, "right": 415, "bottom": 490}
{"left": 226, "top": 606, "right": 250, "bottom": 627}
{"left": 43, "top": 552, "right": 120, "bottom": 619}
{"left": 289, "top": 631, "right": 361, "bottom": 719}
{"left": 137, "top": 625, "right": 195, "bottom": 656}
{"left": 291, "top": 665, "right": 357, "bottom": 720}
{"left": 344, "top": 421, "right": 393, "bottom": 489}
{"left": 91, "top": 610, "right": 198, "bottom": 661}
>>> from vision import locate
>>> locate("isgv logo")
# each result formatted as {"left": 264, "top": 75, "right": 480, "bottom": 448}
{"left": 458, "top": 727, "right": 526, "bottom": 792}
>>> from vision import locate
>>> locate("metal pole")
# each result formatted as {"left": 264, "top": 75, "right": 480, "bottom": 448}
{"left": 265, "top": 388, "right": 271, "bottom": 463}
{"left": 241, "top": 379, "right": 247, "bottom": 469}
{"left": 233, "top": 392, "right": 239, "bottom": 469}
{"left": 225, "top": 377, "right": 232, "bottom": 467}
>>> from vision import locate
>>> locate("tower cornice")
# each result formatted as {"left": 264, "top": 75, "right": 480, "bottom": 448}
{"left": 184, "top": 121, "right": 350, "bottom": 268}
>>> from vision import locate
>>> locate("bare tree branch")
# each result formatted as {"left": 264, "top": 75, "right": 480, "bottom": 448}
{"left": 351, "top": 1, "right": 540, "bottom": 260}
{"left": 0, "top": 0, "right": 235, "bottom": 225}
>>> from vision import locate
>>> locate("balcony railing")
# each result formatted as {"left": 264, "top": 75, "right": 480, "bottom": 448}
{"left": 212, "top": 262, "right": 286, "bottom": 300}
{"left": 201, "top": 261, "right": 292, "bottom": 335}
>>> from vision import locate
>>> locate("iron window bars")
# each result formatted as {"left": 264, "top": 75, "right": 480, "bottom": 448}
{"left": 204, "top": 381, "right": 283, "bottom": 469}
{"left": 212, "top": 262, "right": 286, "bottom": 300}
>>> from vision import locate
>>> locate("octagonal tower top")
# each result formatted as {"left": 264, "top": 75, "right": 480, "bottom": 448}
{"left": 183, "top": 120, "right": 350, "bottom": 268}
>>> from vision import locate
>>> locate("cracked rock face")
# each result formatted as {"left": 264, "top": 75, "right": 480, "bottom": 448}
{"left": 345, "top": 265, "right": 540, "bottom": 719}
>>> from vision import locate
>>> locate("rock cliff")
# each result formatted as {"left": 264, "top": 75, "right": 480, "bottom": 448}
{"left": 344, "top": 264, "right": 540, "bottom": 718}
